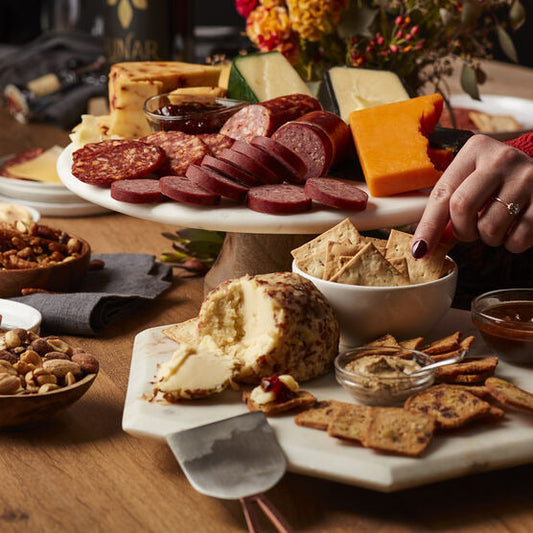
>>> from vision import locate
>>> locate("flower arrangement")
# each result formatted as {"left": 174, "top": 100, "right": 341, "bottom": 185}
{"left": 236, "top": 0, "right": 526, "bottom": 98}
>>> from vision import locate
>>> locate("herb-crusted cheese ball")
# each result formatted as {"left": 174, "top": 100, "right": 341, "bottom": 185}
{"left": 197, "top": 271, "right": 340, "bottom": 383}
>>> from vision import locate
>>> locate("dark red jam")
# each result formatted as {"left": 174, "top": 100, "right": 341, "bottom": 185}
{"left": 261, "top": 375, "right": 297, "bottom": 403}
{"left": 153, "top": 101, "right": 227, "bottom": 134}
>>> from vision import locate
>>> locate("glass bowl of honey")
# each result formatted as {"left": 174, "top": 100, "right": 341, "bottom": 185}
{"left": 471, "top": 288, "right": 533, "bottom": 364}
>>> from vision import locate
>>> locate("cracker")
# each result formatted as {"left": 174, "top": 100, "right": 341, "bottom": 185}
{"left": 437, "top": 384, "right": 493, "bottom": 400}
{"left": 404, "top": 384, "right": 492, "bottom": 430}
{"left": 385, "top": 229, "right": 447, "bottom": 283}
{"left": 400, "top": 337, "right": 425, "bottom": 350}
{"left": 363, "top": 334, "right": 401, "bottom": 348}
{"left": 242, "top": 389, "right": 317, "bottom": 416}
{"left": 327, "top": 404, "right": 372, "bottom": 443}
{"left": 422, "top": 331, "right": 461, "bottom": 355}
{"left": 331, "top": 242, "right": 409, "bottom": 287}
{"left": 323, "top": 241, "right": 364, "bottom": 280}
{"left": 294, "top": 399, "right": 351, "bottom": 430}
{"left": 437, "top": 370, "right": 494, "bottom": 384}
{"left": 162, "top": 317, "right": 199, "bottom": 345}
{"left": 363, "top": 407, "right": 435, "bottom": 457}
{"left": 294, "top": 248, "right": 326, "bottom": 278}
{"left": 468, "top": 110, "right": 521, "bottom": 132}
{"left": 485, "top": 377, "right": 533, "bottom": 413}
{"left": 434, "top": 356, "right": 498, "bottom": 380}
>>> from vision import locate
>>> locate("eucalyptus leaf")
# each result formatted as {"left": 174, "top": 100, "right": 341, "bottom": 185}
{"left": 337, "top": 5, "right": 378, "bottom": 39}
{"left": 460, "top": 62, "right": 480, "bottom": 100}
{"left": 496, "top": 25, "right": 518, "bottom": 63}
{"left": 510, "top": 1, "right": 526, "bottom": 31}
{"left": 460, "top": 1, "right": 478, "bottom": 25}
{"left": 439, "top": 8, "right": 453, "bottom": 26}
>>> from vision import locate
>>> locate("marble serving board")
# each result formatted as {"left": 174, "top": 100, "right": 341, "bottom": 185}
{"left": 122, "top": 309, "right": 533, "bottom": 492}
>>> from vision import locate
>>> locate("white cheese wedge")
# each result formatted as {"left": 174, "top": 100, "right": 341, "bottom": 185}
{"left": 227, "top": 51, "right": 312, "bottom": 103}
{"left": 320, "top": 67, "right": 410, "bottom": 123}
{"left": 6, "top": 145, "right": 63, "bottom": 184}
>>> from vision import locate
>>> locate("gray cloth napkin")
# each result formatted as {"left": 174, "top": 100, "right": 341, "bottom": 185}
{"left": 12, "top": 253, "right": 173, "bottom": 336}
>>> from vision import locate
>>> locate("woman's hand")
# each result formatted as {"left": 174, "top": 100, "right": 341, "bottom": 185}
{"left": 411, "top": 134, "right": 533, "bottom": 258}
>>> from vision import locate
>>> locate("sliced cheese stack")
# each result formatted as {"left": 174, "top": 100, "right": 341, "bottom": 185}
{"left": 349, "top": 93, "right": 444, "bottom": 197}
{"left": 319, "top": 66, "right": 410, "bottom": 123}
{"left": 226, "top": 51, "right": 313, "bottom": 103}
{"left": 4, "top": 145, "right": 63, "bottom": 184}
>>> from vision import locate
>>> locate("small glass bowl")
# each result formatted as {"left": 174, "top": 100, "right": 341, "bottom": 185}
{"left": 143, "top": 93, "right": 248, "bottom": 135}
{"left": 334, "top": 346, "right": 435, "bottom": 406}
{"left": 471, "top": 288, "right": 533, "bottom": 364}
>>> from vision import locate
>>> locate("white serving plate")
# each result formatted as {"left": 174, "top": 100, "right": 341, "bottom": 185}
{"left": 57, "top": 144, "right": 430, "bottom": 234}
{"left": 0, "top": 299, "right": 42, "bottom": 333}
{"left": 122, "top": 308, "right": 533, "bottom": 492}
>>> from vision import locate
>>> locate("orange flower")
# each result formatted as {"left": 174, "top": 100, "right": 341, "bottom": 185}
{"left": 286, "top": 0, "right": 346, "bottom": 42}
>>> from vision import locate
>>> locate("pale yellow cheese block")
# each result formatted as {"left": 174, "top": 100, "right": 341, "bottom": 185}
{"left": 170, "top": 86, "right": 226, "bottom": 97}
{"left": 6, "top": 145, "right": 63, "bottom": 184}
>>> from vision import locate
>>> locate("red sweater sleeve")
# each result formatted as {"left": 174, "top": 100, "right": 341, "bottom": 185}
{"left": 504, "top": 132, "right": 533, "bottom": 157}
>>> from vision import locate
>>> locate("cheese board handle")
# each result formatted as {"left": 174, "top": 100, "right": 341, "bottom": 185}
{"left": 240, "top": 494, "right": 295, "bottom": 533}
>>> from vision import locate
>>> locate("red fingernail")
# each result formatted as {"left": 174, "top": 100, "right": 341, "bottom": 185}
{"left": 411, "top": 239, "right": 428, "bottom": 259}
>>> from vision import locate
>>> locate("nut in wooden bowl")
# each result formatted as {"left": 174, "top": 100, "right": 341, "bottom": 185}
{"left": 0, "top": 220, "right": 91, "bottom": 298}
{"left": 0, "top": 328, "right": 99, "bottom": 428}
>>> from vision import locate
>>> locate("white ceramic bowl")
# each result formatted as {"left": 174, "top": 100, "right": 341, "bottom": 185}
{"left": 293, "top": 258, "right": 457, "bottom": 347}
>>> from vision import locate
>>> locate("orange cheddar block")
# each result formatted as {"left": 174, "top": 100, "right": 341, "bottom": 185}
{"left": 349, "top": 93, "right": 444, "bottom": 197}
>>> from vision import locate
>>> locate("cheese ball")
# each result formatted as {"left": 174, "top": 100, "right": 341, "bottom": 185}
{"left": 197, "top": 271, "right": 340, "bottom": 383}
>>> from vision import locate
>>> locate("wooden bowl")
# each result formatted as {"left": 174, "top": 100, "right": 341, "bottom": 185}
{"left": 0, "top": 236, "right": 91, "bottom": 298}
{"left": 0, "top": 372, "right": 97, "bottom": 428}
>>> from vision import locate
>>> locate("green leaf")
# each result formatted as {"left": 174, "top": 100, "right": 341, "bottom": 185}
{"left": 510, "top": 1, "right": 527, "bottom": 31}
{"left": 337, "top": 5, "right": 378, "bottom": 39}
{"left": 496, "top": 25, "right": 518, "bottom": 63}
{"left": 460, "top": 62, "right": 480, "bottom": 100}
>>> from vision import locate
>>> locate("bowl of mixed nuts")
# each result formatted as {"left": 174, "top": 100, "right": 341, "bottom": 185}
{"left": 0, "top": 220, "right": 91, "bottom": 297}
{"left": 0, "top": 327, "right": 99, "bottom": 427}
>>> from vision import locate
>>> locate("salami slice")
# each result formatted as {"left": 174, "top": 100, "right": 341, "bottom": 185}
{"left": 141, "top": 131, "right": 209, "bottom": 175}
{"left": 197, "top": 133, "right": 234, "bottom": 157}
{"left": 294, "top": 111, "right": 352, "bottom": 166}
{"left": 72, "top": 140, "right": 165, "bottom": 186}
{"left": 271, "top": 122, "right": 333, "bottom": 179}
{"left": 220, "top": 94, "right": 322, "bottom": 142}
{"left": 304, "top": 177, "right": 368, "bottom": 211}
{"left": 110, "top": 178, "right": 166, "bottom": 204}
{"left": 159, "top": 175, "right": 220, "bottom": 206}
{"left": 247, "top": 184, "right": 312, "bottom": 214}
{"left": 250, "top": 135, "right": 307, "bottom": 184}
{"left": 0, "top": 147, "right": 45, "bottom": 177}
{"left": 186, "top": 164, "right": 249, "bottom": 203}
{"left": 200, "top": 154, "right": 260, "bottom": 186}
{"left": 218, "top": 147, "right": 280, "bottom": 184}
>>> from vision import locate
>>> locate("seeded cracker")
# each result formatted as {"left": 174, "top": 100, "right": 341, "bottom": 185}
{"left": 422, "top": 331, "right": 461, "bottom": 355}
{"left": 323, "top": 241, "right": 364, "bottom": 280}
{"left": 327, "top": 404, "right": 372, "bottom": 443}
{"left": 363, "top": 407, "right": 435, "bottom": 457}
{"left": 404, "top": 384, "right": 492, "bottom": 430}
{"left": 485, "top": 377, "right": 533, "bottom": 413}
{"left": 434, "top": 356, "right": 499, "bottom": 380}
{"left": 243, "top": 389, "right": 317, "bottom": 416}
{"left": 294, "top": 399, "right": 352, "bottom": 430}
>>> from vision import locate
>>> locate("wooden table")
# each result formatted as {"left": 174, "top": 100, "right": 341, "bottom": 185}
{"left": 1, "top": 60, "right": 533, "bottom": 533}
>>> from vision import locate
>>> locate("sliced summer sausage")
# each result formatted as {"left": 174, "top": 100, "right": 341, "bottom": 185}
{"left": 200, "top": 154, "right": 260, "bottom": 186}
{"left": 271, "top": 123, "right": 333, "bottom": 179}
{"left": 159, "top": 175, "right": 220, "bottom": 206}
{"left": 220, "top": 94, "right": 322, "bottom": 142}
{"left": 197, "top": 133, "right": 234, "bottom": 157}
{"left": 217, "top": 147, "right": 280, "bottom": 184}
{"left": 110, "top": 178, "right": 166, "bottom": 204}
{"left": 304, "top": 177, "right": 368, "bottom": 211}
{"left": 247, "top": 184, "right": 312, "bottom": 214}
{"left": 186, "top": 164, "right": 249, "bottom": 203}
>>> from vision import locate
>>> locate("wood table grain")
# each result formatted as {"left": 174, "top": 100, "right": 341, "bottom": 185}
{"left": 1, "top": 60, "right": 533, "bottom": 533}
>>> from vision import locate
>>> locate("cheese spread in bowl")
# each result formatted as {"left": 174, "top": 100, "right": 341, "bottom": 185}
{"left": 335, "top": 346, "right": 435, "bottom": 406}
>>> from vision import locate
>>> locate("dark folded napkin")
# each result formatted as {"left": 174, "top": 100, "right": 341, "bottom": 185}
{"left": 12, "top": 253, "right": 173, "bottom": 336}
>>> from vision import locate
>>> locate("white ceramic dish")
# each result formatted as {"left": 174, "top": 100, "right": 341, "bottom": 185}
{"left": 293, "top": 258, "right": 458, "bottom": 347}
{"left": 122, "top": 308, "right": 533, "bottom": 493}
{"left": 0, "top": 203, "right": 41, "bottom": 223}
{"left": 0, "top": 299, "right": 42, "bottom": 332}
{"left": 57, "top": 144, "right": 430, "bottom": 234}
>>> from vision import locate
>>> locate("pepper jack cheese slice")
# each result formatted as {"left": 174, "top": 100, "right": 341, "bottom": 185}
{"left": 108, "top": 61, "right": 223, "bottom": 139}
{"left": 349, "top": 93, "right": 444, "bottom": 197}
{"left": 227, "top": 51, "right": 312, "bottom": 103}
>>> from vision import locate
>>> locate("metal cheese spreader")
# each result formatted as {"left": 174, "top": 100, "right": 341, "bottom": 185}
{"left": 166, "top": 411, "right": 294, "bottom": 533}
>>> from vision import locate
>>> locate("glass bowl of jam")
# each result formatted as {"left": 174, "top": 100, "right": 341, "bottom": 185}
{"left": 471, "top": 288, "right": 533, "bottom": 364}
{"left": 143, "top": 93, "right": 248, "bottom": 134}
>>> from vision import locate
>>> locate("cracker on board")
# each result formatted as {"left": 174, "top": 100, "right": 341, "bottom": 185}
{"left": 385, "top": 229, "right": 447, "bottom": 283}
{"left": 434, "top": 356, "right": 499, "bottom": 380}
{"left": 485, "top": 377, "right": 533, "bottom": 413}
{"left": 242, "top": 389, "right": 317, "bottom": 416}
{"left": 162, "top": 317, "right": 199, "bottom": 345}
{"left": 323, "top": 241, "right": 364, "bottom": 280}
{"left": 363, "top": 407, "right": 435, "bottom": 457}
{"left": 400, "top": 337, "right": 425, "bottom": 350}
{"left": 330, "top": 242, "right": 410, "bottom": 287}
{"left": 468, "top": 111, "right": 521, "bottom": 132}
{"left": 363, "top": 333, "right": 401, "bottom": 348}
{"left": 327, "top": 404, "right": 372, "bottom": 443}
{"left": 422, "top": 331, "right": 461, "bottom": 355}
{"left": 294, "top": 399, "right": 351, "bottom": 430}
{"left": 404, "top": 384, "right": 492, "bottom": 430}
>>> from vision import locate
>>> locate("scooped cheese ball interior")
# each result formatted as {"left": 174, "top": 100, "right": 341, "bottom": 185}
{"left": 197, "top": 272, "right": 340, "bottom": 383}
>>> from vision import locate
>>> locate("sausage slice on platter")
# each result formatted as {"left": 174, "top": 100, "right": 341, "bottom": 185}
{"left": 220, "top": 94, "right": 322, "bottom": 142}
{"left": 186, "top": 164, "right": 249, "bottom": 203}
{"left": 304, "top": 177, "right": 368, "bottom": 211}
{"left": 200, "top": 154, "right": 260, "bottom": 187}
{"left": 72, "top": 139, "right": 165, "bottom": 186}
{"left": 159, "top": 175, "right": 220, "bottom": 206}
{"left": 110, "top": 178, "right": 166, "bottom": 204}
{"left": 198, "top": 133, "right": 234, "bottom": 157}
{"left": 217, "top": 147, "right": 280, "bottom": 184}
{"left": 247, "top": 184, "right": 312, "bottom": 214}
